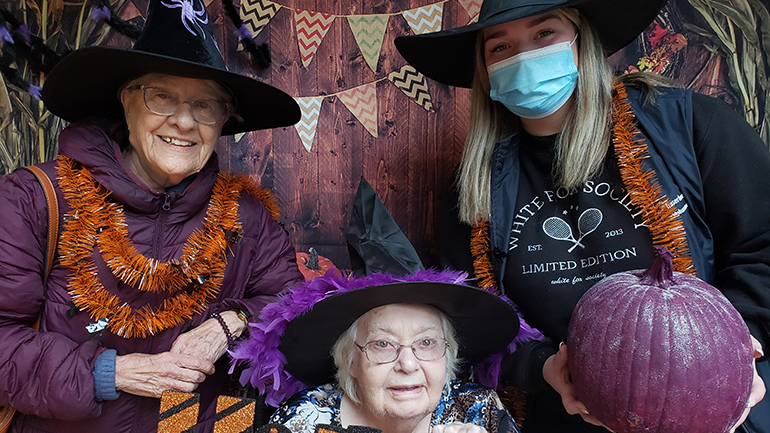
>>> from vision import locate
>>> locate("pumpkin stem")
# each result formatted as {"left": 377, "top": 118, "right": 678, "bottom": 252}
{"left": 641, "top": 246, "right": 675, "bottom": 287}
{"left": 307, "top": 247, "right": 320, "bottom": 270}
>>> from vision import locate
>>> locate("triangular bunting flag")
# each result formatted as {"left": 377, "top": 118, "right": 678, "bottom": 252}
{"left": 388, "top": 65, "right": 433, "bottom": 112}
{"left": 468, "top": 14, "right": 479, "bottom": 24}
{"left": 347, "top": 15, "right": 388, "bottom": 73}
{"left": 295, "top": 97, "right": 324, "bottom": 152}
{"left": 402, "top": 4, "right": 443, "bottom": 35}
{"left": 241, "top": 0, "right": 281, "bottom": 38}
{"left": 295, "top": 9, "right": 335, "bottom": 68}
{"left": 338, "top": 83, "right": 378, "bottom": 137}
{"left": 457, "top": 0, "right": 482, "bottom": 19}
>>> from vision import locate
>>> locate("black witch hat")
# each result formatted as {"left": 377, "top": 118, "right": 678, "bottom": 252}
{"left": 42, "top": 0, "right": 299, "bottom": 135}
{"left": 394, "top": 0, "right": 667, "bottom": 88}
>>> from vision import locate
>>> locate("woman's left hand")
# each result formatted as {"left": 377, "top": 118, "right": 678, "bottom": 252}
{"left": 431, "top": 422, "right": 488, "bottom": 433}
{"left": 730, "top": 336, "right": 766, "bottom": 433}
{"left": 170, "top": 310, "right": 246, "bottom": 364}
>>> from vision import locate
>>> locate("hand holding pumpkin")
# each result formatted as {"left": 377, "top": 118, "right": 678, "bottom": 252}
{"left": 543, "top": 342, "right": 609, "bottom": 430}
{"left": 730, "top": 336, "right": 766, "bottom": 433}
{"left": 566, "top": 247, "right": 756, "bottom": 433}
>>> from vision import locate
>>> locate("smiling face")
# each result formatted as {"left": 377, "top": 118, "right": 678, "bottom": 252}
{"left": 349, "top": 304, "right": 447, "bottom": 427}
{"left": 482, "top": 11, "right": 578, "bottom": 67}
{"left": 120, "top": 73, "right": 231, "bottom": 190}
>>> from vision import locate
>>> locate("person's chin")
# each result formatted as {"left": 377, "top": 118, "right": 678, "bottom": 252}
{"left": 384, "top": 402, "right": 432, "bottom": 422}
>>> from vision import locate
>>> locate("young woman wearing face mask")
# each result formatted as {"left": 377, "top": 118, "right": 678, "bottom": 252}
{"left": 395, "top": 0, "right": 770, "bottom": 432}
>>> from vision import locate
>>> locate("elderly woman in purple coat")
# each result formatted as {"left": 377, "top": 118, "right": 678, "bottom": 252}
{"left": 0, "top": 0, "right": 303, "bottom": 432}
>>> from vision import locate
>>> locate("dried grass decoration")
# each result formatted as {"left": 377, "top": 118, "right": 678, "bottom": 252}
{"left": 56, "top": 155, "right": 280, "bottom": 338}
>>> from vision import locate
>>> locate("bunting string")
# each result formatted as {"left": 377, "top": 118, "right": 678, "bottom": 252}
{"left": 239, "top": 0, "right": 480, "bottom": 69}
{"left": 292, "top": 65, "right": 434, "bottom": 151}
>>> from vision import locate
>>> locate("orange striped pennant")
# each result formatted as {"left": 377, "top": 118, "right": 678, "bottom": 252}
{"left": 213, "top": 396, "right": 256, "bottom": 433}
{"left": 158, "top": 391, "right": 199, "bottom": 433}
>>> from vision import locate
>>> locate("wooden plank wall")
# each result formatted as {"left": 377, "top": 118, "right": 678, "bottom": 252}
{"left": 213, "top": 0, "right": 471, "bottom": 269}
{"left": 8, "top": 0, "right": 769, "bottom": 271}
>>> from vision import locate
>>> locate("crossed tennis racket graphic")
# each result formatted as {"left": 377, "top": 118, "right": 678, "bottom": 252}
{"left": 542, "top": 208, "right": 603, "bottom": 253}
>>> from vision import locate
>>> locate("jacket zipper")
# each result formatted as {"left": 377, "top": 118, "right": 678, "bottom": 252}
{"left": 153, "top": 194, "right": 171, "bottom": 259}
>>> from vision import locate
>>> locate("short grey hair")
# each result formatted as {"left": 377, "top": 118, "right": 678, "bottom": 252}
{"left": 331, "top": 306, "right": 460, "bottom": 405}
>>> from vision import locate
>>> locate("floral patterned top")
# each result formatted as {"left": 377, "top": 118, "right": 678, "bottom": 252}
{"left": 270, "top": 381, "right": 520, "bottom": 433}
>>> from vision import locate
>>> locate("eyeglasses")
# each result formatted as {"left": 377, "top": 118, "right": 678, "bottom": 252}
{"left": 355, "top": 337, "right": 448, "bottom": 364}
{"left": 128, "top": 85, "right": 229, "bottom": 125}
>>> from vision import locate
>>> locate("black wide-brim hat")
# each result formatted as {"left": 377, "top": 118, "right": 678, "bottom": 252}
{"left": 394, "top": 0, "right": 668, "bottom": 88}
{"left": 42, "top": 0, "right": 300, "bottom": 135}
{"left": 280, "top": 280, "right": 520, "bottom": 386}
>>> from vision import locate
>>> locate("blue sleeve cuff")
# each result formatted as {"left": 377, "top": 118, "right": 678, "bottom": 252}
{"left": 94, "top": 349, "right": 121, "bottom": 402}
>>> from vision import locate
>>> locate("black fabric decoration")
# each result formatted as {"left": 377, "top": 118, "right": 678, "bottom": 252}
{"left": 345, "top": 176, "right": 424, "bottom": 276}
{"left": 220, "top": 0, "right": 271, "bottom": 70}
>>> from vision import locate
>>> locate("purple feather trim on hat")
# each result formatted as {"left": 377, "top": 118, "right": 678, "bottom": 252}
{"left": 91, "top": 6, "right": 112, "bottom": 21}
{"left": 235, "top": 24, "right": 252, "bottom": 40}
{"left": 0, "top": 27, "right": 13, "bottom": 43}
{"left": 471, "top": 295, "right": 544, "bottom": 390}
{"left": 229, "top": 268, "right": 470, "bottom": 407}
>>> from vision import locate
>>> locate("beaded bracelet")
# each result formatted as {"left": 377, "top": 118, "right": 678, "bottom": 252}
{"left": 210, "top": 311, "right": 236, "bottom": 347}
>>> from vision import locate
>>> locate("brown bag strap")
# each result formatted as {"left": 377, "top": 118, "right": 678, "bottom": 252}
{"left": 24, "top": 166, "right": 59, "bottom": 280}
{"left": 0, "top": 167, "right": 58, "bottom": 432}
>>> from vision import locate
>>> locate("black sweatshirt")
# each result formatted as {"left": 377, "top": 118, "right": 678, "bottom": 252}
{"left": 439, "top": 91, "right": 770, "bottom": 432}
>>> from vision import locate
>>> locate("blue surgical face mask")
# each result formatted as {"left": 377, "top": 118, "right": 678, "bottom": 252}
{"left": 487, "top": 38, "right": 579, "bottom": 119}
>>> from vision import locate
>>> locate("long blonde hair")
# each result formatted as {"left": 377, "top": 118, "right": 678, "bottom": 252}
{"left": 457, "top": 8, "right": 615, "bottom": 224}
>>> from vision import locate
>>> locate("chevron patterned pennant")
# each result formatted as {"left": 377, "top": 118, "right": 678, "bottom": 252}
{"left": 294, "top": 96, "right": 324, "bottom": 152}
{"left": 295, "top": 9, "right": 335, "bottom": 68}
{"left": 158, "top": 391, "right": 200, "bottom": 433}
{"left": 240, "top": 0, "right": 281, "bottom": 38}
{"left": 346, "top": 15, "right": 389, "bottom": 72}
{"left": 213, "top": 396, "right": 256, "bottom": 433}
{"left": 402, "top": 4, "right": 443, "bottom": 35}
{"left": 388, "top": 65, "right": 433, "bottom": 112}
{"left": 457, "top": 0, "right": 481, "bottom": 20}
{"left": 338, "top": 83, "right": 378, "bottom": 137}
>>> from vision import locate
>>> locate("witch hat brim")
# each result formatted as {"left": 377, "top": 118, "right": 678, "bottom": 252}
{"left": 394, "top": 0, "right": 668, "bottom": 88}
{"left": 41, "top": 46, "right": 300, "bottom": 135}
{"left": 280, "top": 281, "right": 520, "bottom": 386}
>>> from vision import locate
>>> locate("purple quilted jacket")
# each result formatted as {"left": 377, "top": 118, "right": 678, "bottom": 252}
{"left": 0, "top": 118, "right": 304, "bottom": 433}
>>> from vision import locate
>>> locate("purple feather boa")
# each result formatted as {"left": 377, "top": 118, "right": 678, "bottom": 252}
{"left": 471, "top": 295, "right": 544, "bottom": 390}
{"left": 229, "top": 268, "right": 544, "bottom": 406}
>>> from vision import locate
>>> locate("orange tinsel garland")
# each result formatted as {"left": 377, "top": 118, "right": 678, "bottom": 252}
{"left": 470, "top": 220, "right": 499, "bottom": 294}
{"left": 56, "top": 155, "right": 280, "bottom": 338}
{"left": 470, "top": 82, "right": 695, "bottom": 286}
{"left": 611, "top": 82, "right": 695, "bottom": 275}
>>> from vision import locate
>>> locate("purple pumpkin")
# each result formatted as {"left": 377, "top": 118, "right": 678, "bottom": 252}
{"left": 567, "top": 247, "right": 754, "bottom": 433}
